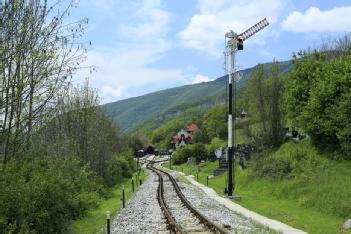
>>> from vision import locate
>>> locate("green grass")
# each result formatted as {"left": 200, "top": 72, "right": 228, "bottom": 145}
{"left": 69, "top": 170, "right": 147, "bottom": 234}
{"left": 165, "top": 147, "right": 351, "bottom": 234}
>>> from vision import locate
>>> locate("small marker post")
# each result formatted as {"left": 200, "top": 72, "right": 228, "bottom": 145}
{"left": 122, "top": 185, "right": 125, "bottom": 208}
{"left": 106, "top": 211, "right": 111, "bottom": 234}
{"left": 131, "top": 177, "right": 134, "bottom": 193}
{"left": 207, "top": 175, "right": 209, "bottom": 186}
{"left": 135, "top": 173, "right": 138, "bottom": 187}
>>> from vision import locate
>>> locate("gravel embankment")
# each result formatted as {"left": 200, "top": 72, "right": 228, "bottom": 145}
{"left": 167, "top": 170, "right": 273, "bottom": 234}
{"left": 111, "top": 171, "right": 169, "bottom": 234}
{"left": 161, "top": 172, "right": 208, "bottom": 232}
{"left": 112, "top": 158, "right": 273, "bottom": 234}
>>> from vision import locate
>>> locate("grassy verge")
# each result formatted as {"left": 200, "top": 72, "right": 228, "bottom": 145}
{"left": 164, "top": 147, "right": 351, "bottom": 234}
{"left": 69, "top": 169, "right": 147, "bottom": 234}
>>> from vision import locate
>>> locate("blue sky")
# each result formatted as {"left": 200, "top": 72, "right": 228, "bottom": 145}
{"left": 72, "top": 0, "right": 351, "bottom": 103}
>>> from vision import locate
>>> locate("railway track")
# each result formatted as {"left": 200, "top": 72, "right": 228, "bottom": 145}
{"left": 147, "top": 161, "right": 230, "bottom": 234}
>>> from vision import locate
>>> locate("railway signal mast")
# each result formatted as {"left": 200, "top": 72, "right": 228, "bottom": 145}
{"left": 224, "top": 18, "right": 269, "bottom": 196}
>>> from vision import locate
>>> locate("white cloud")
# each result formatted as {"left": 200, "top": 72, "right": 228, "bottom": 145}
{"left": 102, "top": 85, "right": 126, "bottom": 102}
{"left": 76, "top": 0, "right": 191, "bottom": 104}
{"left": 281, "top": 6, "right": 351, "bottom": 33}
{"left": 81, "top": 43, "right": 187, "bottom": 103}
{"left": 179, "top": 0, "right": 288, "bottom": 57}
{"left": 119, "top": 0, "right": 171, "bottom": 42}
{"left": 192, "top": 74, "right": 210, "bottom": 84}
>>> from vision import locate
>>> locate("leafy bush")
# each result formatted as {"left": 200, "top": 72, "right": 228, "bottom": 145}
{"left": 172, "top": 143, "right": 207, "bottom": 165}
{"left": 253, "top": 140, "right": 321, "bottom": 180}
{"left": 188, "top": 143, "right": 207, "bottom": 162}
{"left": 285, "top": 51, "right": 351, "bottom": 159}
{"left": 172, "top": 147, "right": 191, "bottom": 165}
{"left": 192, "top": 130, "right": 210, "bottom": 144}
{"left": 0, "top": 156, "right": 101, "bottom": 234}
{"left": 106, "top": 149, "right": 136, "bottom": 186}
{"left": 247, "top": 140, "right": 351, "bottom": 220}
{"left": 203, "top": 105, "right": 227, "bottom": 139}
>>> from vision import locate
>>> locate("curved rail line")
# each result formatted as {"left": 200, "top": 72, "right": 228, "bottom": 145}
{"left": 147, "top": 160, "right": 230, "bottom": 234}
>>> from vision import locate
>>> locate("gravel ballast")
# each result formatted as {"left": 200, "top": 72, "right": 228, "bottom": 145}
{"left": 111, "top": 171, "right": 169, "bottom": 234}
{"left": 166, "top": 170, "right": 273, "bottom": 234}
{"left": 112, "top": 158, "right": 275, "bottom": 234}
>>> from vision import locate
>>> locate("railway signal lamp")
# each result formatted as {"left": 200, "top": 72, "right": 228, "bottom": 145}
{"left": 224, "top": 18, "right": 269, "bottom": 196}
{"left": 237, "top": 37, "right": 243, "bottom": 50}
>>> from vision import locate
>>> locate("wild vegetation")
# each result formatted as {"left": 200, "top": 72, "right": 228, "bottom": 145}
{"left": 155, "top": 34, "right": 351, "bottom": 232}
{"left": 0, "top": 1, "right": 138, "bottom": 233}
{"left": 286, "top": 43, "right": 351, "bottom": 159}
{"left": 154, "top": 34, "right": 351, "bottom": 165}
{"left": 1, "top": 0, "right": 350, "bottom": 233}
{"left": 166, "top": 151, "right": 351, "bottom": 233}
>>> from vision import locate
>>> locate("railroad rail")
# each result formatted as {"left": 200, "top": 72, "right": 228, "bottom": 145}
{"left": 147, "top": 161, "right": 230, "bottom": 234}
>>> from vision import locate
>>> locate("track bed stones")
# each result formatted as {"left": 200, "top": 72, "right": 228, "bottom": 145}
{"left": 111, "top": 172, "right": 169, "bottom": 234}
{"left": 343, "top": 219, "right": 351, "bottom": 230}
{"left": 150, "top": 162, "right": 229, "bottom": 234}
{"left": 165, "top": 169, "right": 273, "bottom": 234}
{"left": 112, "top": 158, "right": 272, "bottom": 234}
{"left": 161, "top": 172, "right": 210, "bottom": 233}
{"left": 179, "top": 180, "right": 273, "bottom": 233}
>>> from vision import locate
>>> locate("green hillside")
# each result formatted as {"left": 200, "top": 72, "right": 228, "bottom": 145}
{"left": 101, "top": 60, "right": 291, "bottom": 133}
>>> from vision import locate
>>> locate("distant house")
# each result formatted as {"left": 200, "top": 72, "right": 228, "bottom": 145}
{"left": 170, "top": 123, "right": 200, "bottom": 148}
{"left": 186, "top": 123, "right": 200, "bottom": 135}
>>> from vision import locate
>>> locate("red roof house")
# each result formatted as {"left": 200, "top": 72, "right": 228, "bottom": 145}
{"left": 186, "top": 123, "right": 200, "bottom": 135}
{"left": 170, "top": 123, "right": 201, "bottom": 148}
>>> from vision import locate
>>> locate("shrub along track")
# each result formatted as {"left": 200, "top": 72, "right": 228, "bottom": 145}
{"left": 147, "top": 161, "right": 230, "bottom": 234}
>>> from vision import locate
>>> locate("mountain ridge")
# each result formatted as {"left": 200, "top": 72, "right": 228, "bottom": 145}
{"left": 101, "top": 60, "right": 292, "bottom": 133}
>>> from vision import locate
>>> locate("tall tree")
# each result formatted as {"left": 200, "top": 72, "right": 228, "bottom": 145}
{"left": 243, "top": 64, "right": 268, "bottom": 147}
{"left": 268, "top": 60, "right": 284, "bottom": 147}
{"left": 34, "top": 80, "right": 123, "bottom": 179}
{"left": 0, "top": 0, "right": 90, "bottom": 164}
{"left": 203, "top": 105, "right": 227, "bottom": 139}
{"left": 244, "top": 62, "right": 285, "bottom": 148}
{"left": 251, "top": 64, "right": 267, "bottom": 132}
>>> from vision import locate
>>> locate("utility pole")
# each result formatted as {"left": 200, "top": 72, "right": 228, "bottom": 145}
{"left": 224, "top": 18, "right": 269, "bottom": 196}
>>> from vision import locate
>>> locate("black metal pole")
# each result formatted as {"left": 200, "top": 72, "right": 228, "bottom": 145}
{"left": 228, "top": 76, "right": 234, "bottom": 196}
{"left": 207, "top": 175, "right": 209, "bottom": 186}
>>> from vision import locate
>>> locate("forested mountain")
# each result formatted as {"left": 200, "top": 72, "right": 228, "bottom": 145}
{"left": 101, "top": 60, "right": 291, "bottom": 133}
